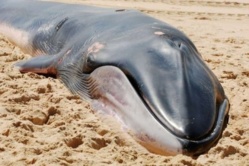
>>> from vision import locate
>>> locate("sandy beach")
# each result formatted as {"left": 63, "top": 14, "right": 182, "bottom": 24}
{"left": 0, "top": 0, "right": 248, "bottom": 165}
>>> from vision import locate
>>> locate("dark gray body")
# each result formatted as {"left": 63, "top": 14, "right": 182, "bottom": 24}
{"left": 0, "top": 0, "right": 229, "bottom": 155}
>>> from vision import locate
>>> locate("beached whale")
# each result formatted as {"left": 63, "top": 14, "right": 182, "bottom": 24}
{"left": 0, "top": 0, "right": 229, "bottom": 155}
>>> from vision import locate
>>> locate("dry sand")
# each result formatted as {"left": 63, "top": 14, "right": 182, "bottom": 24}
{"left": 0, "top": 0, "right": 248, "bottom": 165}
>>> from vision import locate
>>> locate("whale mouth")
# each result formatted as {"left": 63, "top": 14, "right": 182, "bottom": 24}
{"left": 180, "top": 99, "right": 229, "bottom": 155}
{"left": 58, "top": 64, "right": 229, "bottom": 155}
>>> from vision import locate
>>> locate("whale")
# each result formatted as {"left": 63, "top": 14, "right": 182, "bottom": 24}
{"left": 0, "top": 0, "right": 229, "bottom": 155}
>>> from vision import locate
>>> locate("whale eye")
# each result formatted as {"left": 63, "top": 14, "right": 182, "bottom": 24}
{"left": 83, "top": 42, "right": 105, "bottom": 73}
{"left": 83, "top": 53, "right": 96, "bottom": 73}
{"left": 87, "top": 54, "right": 95, "bottom": 64}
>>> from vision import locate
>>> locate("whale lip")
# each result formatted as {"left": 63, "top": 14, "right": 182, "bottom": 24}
{"left": 178, "top": 99, "right": 229, "bottom": 155}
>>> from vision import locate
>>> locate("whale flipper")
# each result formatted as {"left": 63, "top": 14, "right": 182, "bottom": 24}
{"left": 15, "top": 55, "right": 58, "bottom": 75}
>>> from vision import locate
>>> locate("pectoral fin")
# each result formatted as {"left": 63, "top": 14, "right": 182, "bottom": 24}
{"left": 14, "top": 55, "right": 58, "bottom": 75}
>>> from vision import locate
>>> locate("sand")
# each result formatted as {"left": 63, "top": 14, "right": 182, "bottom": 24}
{"left": 0, "top": 0, "right": 248, "bottom": 165}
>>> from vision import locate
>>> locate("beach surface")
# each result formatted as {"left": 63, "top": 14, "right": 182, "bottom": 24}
{"left": 0, "top": 0, "right": 248, "bottom": 165}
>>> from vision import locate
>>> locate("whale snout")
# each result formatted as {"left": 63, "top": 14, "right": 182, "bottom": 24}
{"left": 131, "top": 39, "right": 229, "bottom": 154}
{"left": 135, "top": 59, "right": 223, "bottom": 138}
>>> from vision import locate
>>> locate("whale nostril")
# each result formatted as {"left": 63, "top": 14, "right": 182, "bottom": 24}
{"left": 173, "top": 41, "right": 182, "bottom": 48}
{"left": 178, "top": 43, "right": 182, "bottom": 48}
{"left": 115, "top": 9, "right": 126, "bottom": 12}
